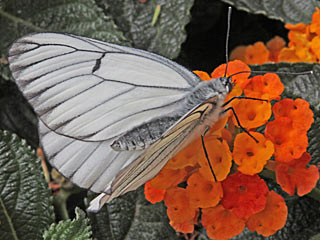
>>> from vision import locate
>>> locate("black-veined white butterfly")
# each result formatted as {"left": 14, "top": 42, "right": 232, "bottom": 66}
{"left": 8, "top": 31, "right": 233, "bottom": 212}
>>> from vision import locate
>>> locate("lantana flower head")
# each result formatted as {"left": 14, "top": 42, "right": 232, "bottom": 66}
{"left": 143, "top": 59, "right": 316, "bottom": 239}
{"left": 229, "top": 8, "right": 320, "bottom": 63}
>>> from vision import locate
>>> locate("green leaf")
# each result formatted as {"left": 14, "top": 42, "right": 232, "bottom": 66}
{"left": 221, "top": 0, "right": 320, "bottom": 24}
{"left": 310, "top": 233, "right": 320, "bottom": 240}
{"left": 308, "top": 114, "right": 320, "bottom": 166}
{"left": 88, "top": 187, "right": 178, "bottom": 240}
{"left": 102, "top": 0, "right": 194, "bottom": 58}
{"left": 0, "top": 0, "right": 129, "bottom": 55}
{"left": 0, "top": 130, "right": 54, "bottom": 240}
{"left": 0, "top": 76, "right": 38, "bottom": 148}
{"left": 43, "top": 207, "right": 92, "bottom": 240}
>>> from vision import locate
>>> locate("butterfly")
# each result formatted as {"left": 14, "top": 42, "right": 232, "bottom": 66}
{"left": 8, "top": 32, "right": 232, "bottom": 212}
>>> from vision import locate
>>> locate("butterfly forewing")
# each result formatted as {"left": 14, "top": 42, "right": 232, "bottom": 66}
{"left": 9, "top": 33, "right": 200, "bottom": 142}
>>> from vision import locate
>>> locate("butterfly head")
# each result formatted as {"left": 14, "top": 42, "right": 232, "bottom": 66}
{"left": 221, "top": 76, "right": 233, "bottom": 93}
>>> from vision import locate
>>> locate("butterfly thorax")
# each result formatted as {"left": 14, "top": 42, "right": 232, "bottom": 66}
{"left": 181, "top": 77, "right": 231, "bottom": 114}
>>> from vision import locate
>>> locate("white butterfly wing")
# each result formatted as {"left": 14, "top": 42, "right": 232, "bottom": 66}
{"left": 39, "top": 121, "right": 142, "bottom": 193}
{"left": 8, "top": 32, "right": 203, "bottom": 199}
{"left": 9, "top": 32, "right": 200, "bottom": 141}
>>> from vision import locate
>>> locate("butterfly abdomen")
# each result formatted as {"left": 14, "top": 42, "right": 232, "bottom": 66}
{"left": 111, "top": 116, "right": 180, "bottom": 151}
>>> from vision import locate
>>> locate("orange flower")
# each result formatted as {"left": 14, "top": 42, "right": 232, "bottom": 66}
{"left": 245, "top": 42, "right": 270, "bottom": 64}
{"left": 272, "top": 98, "right": 314, "bottom": 131}
{"left": 285, "top": 23, "right": 307, "bottom": 33}
{"left": 231, "top": 98, "right": 272, "bottom": 129}
{"left": 170, "top": 221, "right": 195, "bottom": 234}
{"left": 310, "top": 8, "right": 320, "bottom": 36}
{"left": 247, "top": 191, "right": 288, "bottom": 237}
{"left": 165, "top": 138, "right": 202, "bottom": 170}
{"left": 170, "top": 210, "right": 199, "bottom": 233}
{"left": 221, "top": 172, "right": 269, "bottom": 219}
{"left": 186, "top": 172, "right": 223, "bottom": 208}
{"left": 278, "top": 47, "right": 301, "bottom": 62}
{"left": 208, "top": 115, "right": 229, "bottom": 137}
{"left": 286, "top": 31, "right": 316, "bottom": 62}
{"left": 276, "top": 152, "right": 319, "bottom": 196}
{"left": 230, "top": 37, "right": 286, "bottom": 64}
{"left": 193, "top": 70, "right": 211, "bottom": 81}
{"left": 230, "top": 9, "right": 320, "bottom": 64}
{"left": 243, "top": 73, "right": 284, "bottom": 101}
{"left": 198, "top": 136, "right": 232, "bottom": 182}
{"left": 267, "top": 36, "right": 286, "bottom": 62}
{"left": 164, "top": 187, "right": 197, "bottom": 223}
{"left": 287, "top": 28, "right": 308, "bottom": 46}
{"left": 202, "top": 205, "right": 245, "bottom": 240}
{"left": 221, "top": 128, "right": 232, "bottom": 145}
{"left": 149, "top": 167, "right": 187, "bottom": 189}
{"left": 230, "top": 46, "right": 247, "bottom": 62}
{"left": 233, "top": 132, "right": 274, "bottom": 175}
{"left": 265, "top": 117, "right": 308, "bottom": 162}
{"left": 144, "top": 181, "right": 166, "bottom": 203}
{"left": 211, "top": 60, "right": 251, "bottom": 87}
{"left": 311, "top": 36, "right": 320, "bottom": 60}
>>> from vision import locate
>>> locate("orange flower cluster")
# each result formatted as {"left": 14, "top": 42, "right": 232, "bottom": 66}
{"left": 144, "top": 60, "right": 317, "bottom": 239}
{"left": 230, "top": 8, "right": 320, "bottom": 63}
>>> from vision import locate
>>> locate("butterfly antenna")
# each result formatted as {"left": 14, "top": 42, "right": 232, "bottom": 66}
{"left": 228, "top": 70, "right": 313, "bottom": 79}
{"left": 224, "top": 7, "right": 232, "bottom": 78}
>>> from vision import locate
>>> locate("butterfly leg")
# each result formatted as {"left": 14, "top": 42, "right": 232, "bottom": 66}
{"left": 201, "top": 126, "right": 217, "bottom": 182}
{"left": 220, "top": 107, "right": 258, "bottom": 142}
{"left": 222, "top": 96, "right": 268, "bottom": 107}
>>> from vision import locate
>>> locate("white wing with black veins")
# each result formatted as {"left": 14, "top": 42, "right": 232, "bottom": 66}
{"left": 8, "top": 32, "right": 202, "bottom": 200}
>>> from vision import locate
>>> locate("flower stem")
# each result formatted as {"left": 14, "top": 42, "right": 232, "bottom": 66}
{"left": 0, "top": 196, "right": 19, "bottom": 240}
{"left": 53, "top": 189, "right": 71, "bottom": 220}
{"left": 0, "top": 7, "right": 43, "bottom": 31}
